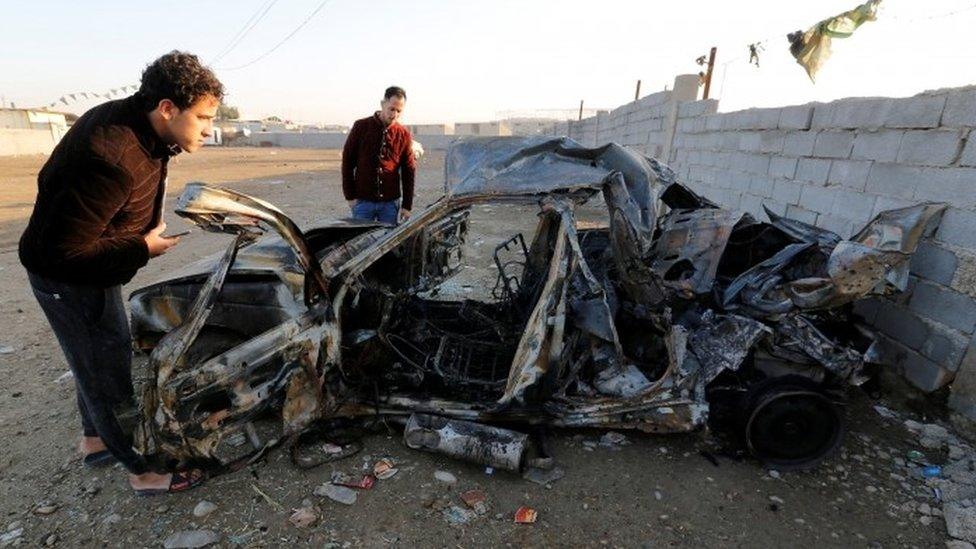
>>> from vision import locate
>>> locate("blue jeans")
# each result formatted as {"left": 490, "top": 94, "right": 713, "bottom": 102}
{"left": 352, "top": 199, "right": 400, "bottom": 224}
{"left": 28, "top": 272, "right": 148, "bottom": 474}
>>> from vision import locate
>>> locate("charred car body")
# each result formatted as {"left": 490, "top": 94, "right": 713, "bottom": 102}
{"left": 130, "top": 137, "right": 944, "bottom": 471}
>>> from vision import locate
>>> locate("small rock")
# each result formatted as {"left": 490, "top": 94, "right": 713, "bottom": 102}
{"left": 946, "top": 503, "right": 976, "bottom": 543}
{"left": 192, "top": 501, "right": 217, "bottom": 518}
{"left": 43, "top": 533, "right": 57, "bottom": 547}
{"left": 434, "top": 471, "right": 457, "bottom": 484}
{"left": 0, "top": 346, "right": 13, "bottom": 355}
{"left": 919, "top": 503, "right": 933, "bottom": 516}
{"left": 654, "top": 491, "right": 663, "bottom": 501}
{"left": 314, "top": 483, "right": 357, "bottom": 505}
{"left": 920, "top": 516, "right": 933, "bottom": 526}
{"left": 442, "top": 505, "right": 475, "bottom": 525}
{"left": 522, "top": 467, "right": 565, "bottom": 486}
{"left": 34, "top": 503, "right": 58, "bottom": 516}
{"left": 769, "top": 496, "right": 785, "bottom": 505}
{"left": 794, "top": 518, "right": 806, "bottom": 525}
{"left": 768, "top": 470, "right": 781, "bottom": 479}
{"left": 921, "top": 437, "right": 945, "bottom": 450}
{"left": 946, "top": 540, "right": 976, "bottom": 549}
{"left": 0, "top": 529, "right": 23, "bottom": 547}
{"left": 288, "top": 507, "right": 318, "bottom": 529}
{"left": 102, "top": 513, "right": 121, "bottom": 525}
{"left": 599, "top": 432, "right": 628, "bottom": 447}
{"left": 162, "top": 530, "right": 220, "bottom": 549}
{"left": 156, "top": 505, "right": 170, "bottom": 514}
{"left": 866, "top": 486, "right": 878, "bottom": 494}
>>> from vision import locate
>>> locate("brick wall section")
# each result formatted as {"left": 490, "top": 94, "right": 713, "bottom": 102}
{"left": 559, "top": 86, "right": 976, "bottom": 420}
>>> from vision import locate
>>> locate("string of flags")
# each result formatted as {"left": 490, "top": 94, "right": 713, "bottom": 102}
{"left": 46, "top": 84, "right": 138, "bottom": 109}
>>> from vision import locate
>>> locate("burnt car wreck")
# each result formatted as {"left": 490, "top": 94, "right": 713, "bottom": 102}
{"left": 130, "top": 136, "right": 945, "bottom": 473}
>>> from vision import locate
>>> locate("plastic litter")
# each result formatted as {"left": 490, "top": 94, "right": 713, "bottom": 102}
{"left": 373, "top": 459, "right": 398, "bottom": 480}
{"left": 331, "top": 472, "right": 375, "bottom": 490}
{"left": 921, "top": 465, "right": 942, "bottom": 478}
{"left": 514, "top": 506, "right": 538, "bottom": 524}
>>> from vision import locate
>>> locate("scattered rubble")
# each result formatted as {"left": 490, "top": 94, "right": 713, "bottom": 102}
{"left": 192, "top": 501, "right": 217, "bottom": 518}
{"left": 314, "top": 483, "right": 357, "bottom": 506}
{"left": 288, "top": 506, "right": 319, "bottom": 529}
{"left": 162, "top": 530, "right": 220, "bottom": 549}
{"left": 514, "top": 506, "right": 538, "bottom": 524}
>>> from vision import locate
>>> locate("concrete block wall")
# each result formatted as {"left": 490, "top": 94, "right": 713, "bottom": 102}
{"left": 663, "top": 88, "right": 976, "bottom": 417}
{"left": 0, "top": 127, "right": 61, "bottom": 156}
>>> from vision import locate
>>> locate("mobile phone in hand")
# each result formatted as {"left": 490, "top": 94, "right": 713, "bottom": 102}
{"left": 161, "top": 230, "right": 190, "bottom": 239}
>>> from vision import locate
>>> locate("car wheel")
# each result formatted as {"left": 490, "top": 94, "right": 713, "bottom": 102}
{"left": 744, "top": 377, "right": 845, "bottom": 471}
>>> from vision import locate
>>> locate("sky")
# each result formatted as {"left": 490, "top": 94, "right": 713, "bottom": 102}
{"left": 2, "top": 0, "right": 975, "bottom": 125}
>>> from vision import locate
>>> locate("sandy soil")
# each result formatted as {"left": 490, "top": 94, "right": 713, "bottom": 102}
{"left": 0, "top": 148, "right": 953, "bottom": 547}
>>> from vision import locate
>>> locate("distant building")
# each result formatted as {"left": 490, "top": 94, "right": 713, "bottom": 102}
{"left": 405, "top": 123, "right": 453, "bottom": 136}
{"left": 502, "top": 117, "right": 558, "bottom": 136}
{"left": 0, "top": 108, "right": 69, "bottom": 155}
{"left": 454, "top": 121, "right": 511, "bottom": 136}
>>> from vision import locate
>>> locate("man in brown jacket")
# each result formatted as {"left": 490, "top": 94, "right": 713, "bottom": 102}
{"left": 19, "top": 51, "right": 222, "bottom": 495}
{"left": 341, "top": 86, "right": 416, "bottom": 224}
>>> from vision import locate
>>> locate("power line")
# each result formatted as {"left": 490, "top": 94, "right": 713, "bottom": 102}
{"left": 218, "top": 0, "right": 333, "bottom": 71}
{"left": 210, "top": 0, "right": 279, "bottom": 65}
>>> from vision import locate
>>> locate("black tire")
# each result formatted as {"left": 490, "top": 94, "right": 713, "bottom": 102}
{"left": 743, "top": 377, "right": 845, "bottom": 471}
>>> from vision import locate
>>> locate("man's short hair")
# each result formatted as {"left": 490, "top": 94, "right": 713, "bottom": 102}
{"left": 138, "top": 51, "right": 224, "bottom": 111}
{"left": 384, "top": 86, "right": 407, "bottom": 101}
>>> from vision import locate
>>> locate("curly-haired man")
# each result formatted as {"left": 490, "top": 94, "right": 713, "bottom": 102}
{"left": 19, "top": 51, "right": 223, "bottom": 495}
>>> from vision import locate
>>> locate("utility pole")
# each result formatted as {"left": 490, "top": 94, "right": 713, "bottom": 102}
{"left": 578, "top": 100, "right": 584, "bottom": 121}
{"left": 703, "top": 47, "right": 717, "bottom": 100}
{"left": 634, "top": 80, "right": 641, "bottom": 101}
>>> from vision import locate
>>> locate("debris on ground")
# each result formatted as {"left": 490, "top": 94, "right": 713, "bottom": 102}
{"left": 442, "top": 505, "right": 476, "bottom": 525}
{"left": 288, "top": 506, "right": 319, "bottom": 529}
{"left": 460, "top": 490, "right": 488, "bottom": 514}
{"left": 599, "top": 432, "right": 629, "bottom": 448}
{"left": 192, "top": 500, "right": 217, "bottom": 518}
{"left": 331, "top": 472, "right": 375, "bottom": 490}
{"left": 522, "top": 466, "right": 566, "bottom": 486}
{"left": 162, "top": 530, "right": 220, "bottom": 549}
{"left": 434, "top": 470, "right": 457, "bottom": 484}
{"left": 514, "top": 506, "right": 538, "bottom": 524}
{"left": 373, "top": 459, "right": 398, "bottom": 480}
{"left": 314, "top": 483, "right": 358, "bottom": 506}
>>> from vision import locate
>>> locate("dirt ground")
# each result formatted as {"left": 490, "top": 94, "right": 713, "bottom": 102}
{"left": 0, "top": 148, "right": 958, "bottom": 547}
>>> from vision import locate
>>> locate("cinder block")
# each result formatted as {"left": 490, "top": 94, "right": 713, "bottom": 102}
{"left": 738, "top": 132, "right": 761, "bottom": 151}
{"left": 827, "top": 159, "right": 872, "bottom": 191}
{"left": 799, "top": 185, "right": 836, "bottom": 214}
{"left": 865, "top": 163, "right": 923, "bottom": 199}
{"left": 816, "top": 214, "right": 855, "bottom": 238}
{"left": 786, "top": 204, "right": 819, "bottom": 225}
{"left": 783, "top": 131, "right": 818, "bottom": 156}
{"left": 871, "top": 195, "right": 916, "bottom": 218}
{"left": 851, "top": 130, "right": 904, "bottom": 162}
{"left": 853, "top": 297, "right": 883, "bottom": 323}
{"left": 831, "top": 189, "right": 876, "bottom": 223}
{"left": 796, "top": 158, "right": 832, "bottom": 184}
{"left": 942, "top": 90, "right": 976, "bottom": 127}
{"left": 704, "top": 114, "right": 724, "bottom": 131}
{"left": 875, "top": 302, "right": 929, "bottom": 351}
{"left": 908, "top": 280, "right": 976, "bottom": 333}
{"left": 769, "top": 157, "right": 798, "bottom": 179}
{"left": 885, "top": 95, "right": 947, "bottom": 129}
{"left": 913, "top": 167, "right": 976, "bottom": 208}
{"left": 730, "top": 172, "right": 753, "bottom": 193}
{"left": 897, "top": 130, "right": 964, "bottom": 166}
{"left": 743, "top": 154, "right": 770, "bottom": 175}
{"left": 748, "top": 177, "right": 775, "bottom": 197}
{"left": 830, "top": 98, "right": 893, "bottom": 129}
{"left": 739, "top": 193, "right": 764, "bottom": 214}
{"left": 756, "top": 108, "right": 782, "bottom": 130}
{"left": 902, "top": 349, "right": 955, "bottom": 392}
{"left": 813, "top": 130, "right": 855, "bottom": 158}
{"left": 960, "top": 137, "right": 976, "bottom": 167}
{"left": 811, "top": 103, "right": 835, "bottom": 129}
{"left": 919, "top": 320, "right": 970, "bottom": 370}
{"left": 778, "top": 105, "right": 814, "bottom": 130}
{"left": 762, "top": 199, "right": 788, "bottom": 217}
{"left": 772, "top": 180, "right": 803, "bottom": 205}
{"left": 759, "top": 131, "right": 786, "bottom": 154}
{"left": 936, "top": 207, "right": 976, "bottom": 249}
